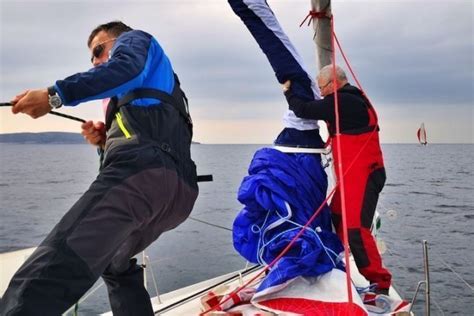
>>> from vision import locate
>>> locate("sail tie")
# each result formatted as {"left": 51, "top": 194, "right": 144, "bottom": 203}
{"left": 299, "top": 10, "right": 331, "bottom": 27}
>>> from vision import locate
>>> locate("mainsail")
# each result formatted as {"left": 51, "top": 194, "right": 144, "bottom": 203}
{"left": 417, "top": 123, "right": 428, "bottom": 145}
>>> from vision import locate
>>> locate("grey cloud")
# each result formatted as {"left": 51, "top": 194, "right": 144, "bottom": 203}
{"left": 1, "top": 0, "right": 472, "bottom": 128}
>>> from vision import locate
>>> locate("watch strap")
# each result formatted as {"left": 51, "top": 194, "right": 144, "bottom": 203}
{"left": 47, "top": 86, "right": 57, "bottom": 97}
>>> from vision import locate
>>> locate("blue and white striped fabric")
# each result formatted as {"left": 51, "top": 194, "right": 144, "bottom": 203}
{"left": 229, "top": 0, "right": 320, "bottom": 132}
{"left": 230, "top": 0, "right": 343, "bottom": 293}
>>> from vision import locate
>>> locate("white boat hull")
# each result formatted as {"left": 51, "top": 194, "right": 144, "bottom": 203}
{"left": 1, "top": 247, "right": 411, "bottom": 315}
{"left": 0, "top": 247, "right": 36, "bottom": 297}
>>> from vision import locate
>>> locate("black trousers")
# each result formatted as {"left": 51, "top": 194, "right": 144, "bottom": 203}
{"left": 0, "top": 145, "right": 198, "bottom": 315}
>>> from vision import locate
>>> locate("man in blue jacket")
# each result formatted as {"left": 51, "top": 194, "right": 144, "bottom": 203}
{"left": 1, "top": 21, "right": 198, "bottom": 315}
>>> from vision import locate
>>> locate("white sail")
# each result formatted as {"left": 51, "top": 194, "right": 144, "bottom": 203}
{"left": 417, "top": 123, "right": 428, "bottom": 145}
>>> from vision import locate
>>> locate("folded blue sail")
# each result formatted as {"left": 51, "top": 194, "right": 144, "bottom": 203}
{"left": 233, "top": 148, "right": 344, "bottom": 291}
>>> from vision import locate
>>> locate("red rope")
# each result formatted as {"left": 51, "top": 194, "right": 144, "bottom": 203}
{"left": 202, "top": 11, "right": 383, "bottom": 316}
{"left": 299, "top": 10, "right": 330, "bottom": 27}
{"left": 333, "top": 32, "right": 378, "bottom": 121}
{"left": 328, "top": 18, "right": 385, "bottom": 315}
{"left": 331, "top": 30, "right": 379, "bottom": 176}
{"left": 200, "top": 186, "right": 339, "bottom": 315}
{"left": 329, "top": 16, "right": 354, "bottom": 306}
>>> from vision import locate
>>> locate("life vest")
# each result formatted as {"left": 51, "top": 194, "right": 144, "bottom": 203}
{"left": 105, "top": 73, "right": 192, "bottom": 134}
{"left": 100, "top": 74, "right": 197, "bottom": 187}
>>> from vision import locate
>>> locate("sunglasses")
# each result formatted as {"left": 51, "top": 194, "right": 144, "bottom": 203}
{"left": 318, "top": 80, "right": 332, "bottom": 90}
{"left": 90, "top": 38, "right": 116, "bottom": 63}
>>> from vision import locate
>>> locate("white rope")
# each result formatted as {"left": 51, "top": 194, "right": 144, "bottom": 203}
{"left": 432, "top": 300, "right": 446, "bottom": 316}
{"left": 145, "top": 255, "right": 162, "bottom": 303}
{"left": 431, "top": 252, "right": 473, "bottom": 292}
{"left": 379, "top": 199, "right": 473, "bottom": 294}
{"left": 239, "top": 262, "right": 251, "bottom": 286}
{"left": 385, "top": 246, "right": 447, "bottom": 315}
{"left": 188, "top": 216, "right": 232, "bottom": 231}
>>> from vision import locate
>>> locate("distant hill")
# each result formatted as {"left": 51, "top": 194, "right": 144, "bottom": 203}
{"left": 0, "top": 132, "right": 201, "bottom": 144}
{"left": 0, "top": 132, "right": 86, "bottom": 144}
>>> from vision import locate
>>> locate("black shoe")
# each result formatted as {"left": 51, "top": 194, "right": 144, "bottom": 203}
{"left": 375, "top": 287, "right": 390, "bottom": 296}
{"left": 370, "top": 282, "right": 390, "bottom": 296}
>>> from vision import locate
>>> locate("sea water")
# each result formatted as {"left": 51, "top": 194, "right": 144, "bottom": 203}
{"left": 0, "top": 143, "right": 472, "bottom": 315}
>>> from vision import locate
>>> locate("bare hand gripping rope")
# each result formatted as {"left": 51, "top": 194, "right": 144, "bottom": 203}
{"left": 0, "top": 102, "right": 213, "bottom": 182}
{"left": 0, "top": 102, "right": 86, "bottom": 123}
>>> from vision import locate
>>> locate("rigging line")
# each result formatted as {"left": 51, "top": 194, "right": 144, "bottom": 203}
{"left": 331, "top": 31, "right": 382, "bottom": 166}
{"left": 385, "top": 246, "right": 446, "bottom": 315}
{"left": 2, "top": 101, "right": 214, "bottom": 182}
{"left": 387, "top": 241, "right": 473, "bottom": 293}
{"left": 157, "top": 265, "right": 261, "bottom": 315}
{"left": 0, "top": 102, "right": 86, "bottom": 123}
{"left": 204, "top": 19, "right": 376, "bottom": 314}
{"left": 333, "top": 33, "right": 377, "bottom": 122}
{"left": 330, "top": 16, "right": 354, "bottom": 305}
{"left": 200, "top": 186, "right": 339, "bottom": 315}
{"left": 431, "top": 252, "right": 473, "bottom": 292}
{"left": 432, "top": 300, "right": 446, "bottom": 316}
{"left": 188, "top": 216, "right": 232, "bottom": 232}
{"left": 63, "top": 281, "right": 105, "bottom": 315}
{"left": 385, "top": 247, "right": 414, "bottom": 297}
{"left": 144, "top": 255, "right": 161, "bottom": 299}
{"left": 328, "top": 31, "right": 379, "bottom": 178}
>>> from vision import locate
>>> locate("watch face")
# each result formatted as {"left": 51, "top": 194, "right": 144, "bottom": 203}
{"left": 49, "top": 95, "right": 62, "bottom": 108}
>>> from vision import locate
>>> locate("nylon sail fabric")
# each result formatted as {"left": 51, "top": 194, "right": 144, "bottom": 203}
{"left": 233, "top": 148, "right": 344, "bottom": 292}
{"left": 229, "top": 0, "right": 320, "bottom": 132}
{"left": 229, "top": 0, "right": 343, "bottom": 294}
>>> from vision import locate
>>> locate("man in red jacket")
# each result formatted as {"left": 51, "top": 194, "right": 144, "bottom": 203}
{"left": 283, "top": 65, "right": 392, "bottom": 295}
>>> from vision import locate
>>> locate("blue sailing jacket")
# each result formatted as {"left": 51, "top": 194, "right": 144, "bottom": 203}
{"left": 55, "top": 30, "right": 174, "bottom": 107}
{"left": 233, "top": 148, "right": 344, "bottom": 291}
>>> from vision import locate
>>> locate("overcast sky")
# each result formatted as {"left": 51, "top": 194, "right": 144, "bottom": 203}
{"left": 0, "top": 0, "right": 472, "bottom": 143}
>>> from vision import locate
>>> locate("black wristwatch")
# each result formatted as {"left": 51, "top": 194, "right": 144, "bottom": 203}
{"left": 47, "top": 86, "right": 63, "bottom": 109}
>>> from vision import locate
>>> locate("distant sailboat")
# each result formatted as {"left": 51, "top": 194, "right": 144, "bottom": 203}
{"left": 417, "top": 123, "right": 428, "bottom": 145}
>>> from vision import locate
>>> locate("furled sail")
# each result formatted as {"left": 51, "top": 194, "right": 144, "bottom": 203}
{"left": 417, "top": 123, "right": 428, "bottom": 145}
{"left": 227, "top": 0, "right": 366, "bottom": 314}
{"left": 229, "top": 0, "right": 343, "bottom": 289}
{"left": 218, "top": 1, "right": 414, "bottom": 315}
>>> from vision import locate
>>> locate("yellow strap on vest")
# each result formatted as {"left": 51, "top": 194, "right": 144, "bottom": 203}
{"left": 115, "top": 112, "right": 131, "bottom": 139}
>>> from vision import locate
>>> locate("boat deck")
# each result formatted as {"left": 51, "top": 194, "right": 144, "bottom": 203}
{"left": 100, "top": 257, "right": 407, "bottom": 315}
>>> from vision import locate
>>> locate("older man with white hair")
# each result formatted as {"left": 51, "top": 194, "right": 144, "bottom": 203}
{"left": 283, "top": 65, "right": 392, "bottom": 295}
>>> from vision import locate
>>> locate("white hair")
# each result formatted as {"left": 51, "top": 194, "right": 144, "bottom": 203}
{"left": 317, "top": 65, "right": 347, "bottom": 83}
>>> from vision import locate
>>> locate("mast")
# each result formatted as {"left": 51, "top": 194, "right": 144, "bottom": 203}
{"left": 311, "top": 0, "right": 332, "bottom": 69}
